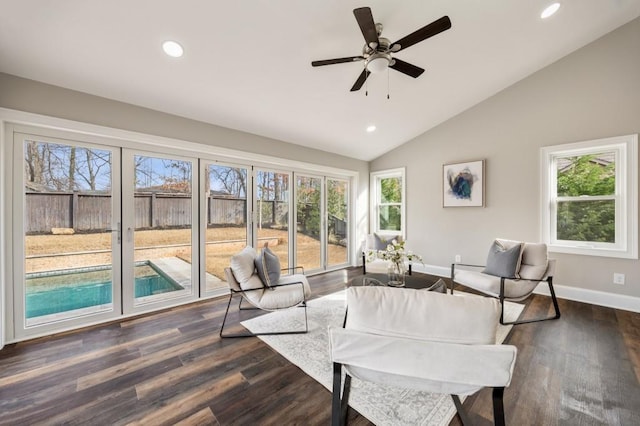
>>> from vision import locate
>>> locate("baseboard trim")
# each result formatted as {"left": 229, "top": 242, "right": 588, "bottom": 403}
{"left": 533, "top": 283, "right": 640, "bottom": 313}
{"left": 414, "top": 263, "right": 640, "bottom": 313}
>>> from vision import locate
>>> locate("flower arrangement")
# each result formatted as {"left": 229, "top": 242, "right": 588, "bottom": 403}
{"left": 366, "top": 239, "right": 423, "bottom": 276}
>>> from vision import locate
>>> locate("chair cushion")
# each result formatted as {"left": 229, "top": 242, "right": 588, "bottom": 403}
{"left": 258, "top": 274, "right": 310, "bottom": 309}
{"left": 363, "top": 259, "right": 390, "bottom": 274}
{"left": 519, "top": 242, "right": 548, "bottom": 280}
{"left": 255, "top": 246, "right": 280, "bottom": 287}
{"left": 454, "top": 269, "right": 541, "bottom": 301}
{"left": 329, "top": 327, "right": 517, "bottom": 395}
{"left": 483, "top": 240, "right": 523, "bottom": 279}
{"left": 224, "top": 267, "right": 242, "bottom": 292}
{"left": 345, "top": 286, "right": 500, "bottom": 345}
{"left": 230, "top": 246, "right": 257, "bottom": 284}
{"left": 239, "top": 275, "right": 265, "bottom": 291}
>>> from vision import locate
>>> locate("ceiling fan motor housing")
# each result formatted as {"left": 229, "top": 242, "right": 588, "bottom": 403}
{"left": 363, "top": 31, "right": 394, "bottom": 72}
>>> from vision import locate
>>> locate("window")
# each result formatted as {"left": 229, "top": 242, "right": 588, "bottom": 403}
{"left": 370, "top": 168, "right": 405, "bottom": 235}
{"left": 541, "top": 134, "right": 637, "bottom": 259}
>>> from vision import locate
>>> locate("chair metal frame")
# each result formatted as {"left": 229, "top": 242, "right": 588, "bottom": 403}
{"left": 219, "top": 266, "right": 309, "bottom": 338}
{"left": 450, "top": 263, "right": 561, "bottom": 325}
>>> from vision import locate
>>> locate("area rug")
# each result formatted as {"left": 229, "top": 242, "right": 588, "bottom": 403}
{"left": 241, "top": 290, "right": 524, "bottom": 426}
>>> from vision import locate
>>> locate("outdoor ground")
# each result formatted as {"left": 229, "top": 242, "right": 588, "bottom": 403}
{"left": 25, "top": 227, "right": 348, "bottom": 284}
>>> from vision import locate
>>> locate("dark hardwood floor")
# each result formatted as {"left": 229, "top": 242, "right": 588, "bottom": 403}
{"left": 0, "top": 268, "right": 638, "bottom": 425}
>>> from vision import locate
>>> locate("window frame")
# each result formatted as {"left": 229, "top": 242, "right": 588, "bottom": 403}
{"left": 370, "top": 168, "right": 406, "bottom": 237}
{"left": 540, "top": 134, "right": 638, "bottom": 259}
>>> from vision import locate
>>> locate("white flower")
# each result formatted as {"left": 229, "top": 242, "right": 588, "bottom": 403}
{"left": 367, "top": 239, "right": 423, "bottom": 266}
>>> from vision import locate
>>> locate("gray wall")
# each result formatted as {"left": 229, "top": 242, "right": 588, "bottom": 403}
{"left": 371, "top": 18, "right": 640, "bottom": 298}
{"left": 0, "top": 72, "right": 367, "bottom": 174}
{"left": 0, "top": 72, "right": 370, "bottom": 261}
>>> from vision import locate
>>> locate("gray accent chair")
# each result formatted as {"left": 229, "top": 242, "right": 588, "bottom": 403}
{"left": 450, "top": 238, "right": 561, "bottom": 325}
{"left": 329, "top": 286, "right": 517, "bottom": 426}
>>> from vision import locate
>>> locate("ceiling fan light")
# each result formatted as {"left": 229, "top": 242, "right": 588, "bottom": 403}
{"left": 367, "top": 55, "right": 389, "bottom": 73}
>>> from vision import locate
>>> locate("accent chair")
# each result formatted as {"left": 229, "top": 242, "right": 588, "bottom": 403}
{"left": 450, "top": 238, "right": 561, "bottom": 325}
{"left": 220, "top": 246, "right": 311, "bottom": 337}
{"left": 329, "top": 286, "right": 517, "bottom": 426}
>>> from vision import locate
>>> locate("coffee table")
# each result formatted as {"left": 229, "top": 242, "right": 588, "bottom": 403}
{"left": 347, "top": 273, "right": 448, "bottom": 293}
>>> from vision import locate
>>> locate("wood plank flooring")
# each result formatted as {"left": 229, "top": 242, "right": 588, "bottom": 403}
{"left": 1, "top": 268, "right": 639, "bottom": 425}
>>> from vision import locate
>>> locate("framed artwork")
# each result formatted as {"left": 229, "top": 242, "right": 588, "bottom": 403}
{"left": 443, "top": 159, "right": 485, "bottom": 207}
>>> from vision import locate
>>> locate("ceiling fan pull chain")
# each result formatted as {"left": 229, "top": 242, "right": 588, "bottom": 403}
{"left": 365, "top": 64, "right": 369, "bottom": 96}
{"left": 387, "top": 67, "right": 390, "bottom": 99}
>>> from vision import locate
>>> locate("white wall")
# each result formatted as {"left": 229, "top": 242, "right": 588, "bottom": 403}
{"left": 371, "top": 18, "right": 640, "bottom": 301}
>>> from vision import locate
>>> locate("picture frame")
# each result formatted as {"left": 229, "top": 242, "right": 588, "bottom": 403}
{"left": 443, "top": 159, "right": 485, "bottom": 207}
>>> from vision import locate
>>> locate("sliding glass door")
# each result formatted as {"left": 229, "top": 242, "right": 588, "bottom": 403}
{"left": 295, "top": 175, "right": 323, "bottom": 272}
{"left": 327, "top": 178, "right": 349, "bottom": 267}
{"left": 255, "top": 169, "right": 291, "bottom": 270}
{"left": 122, "top": 150, "right": 198, "bottom": 313}
{"left": 201, "top": 162, "right": 250, "bottom": 296}
{"left": 8, "top": 126, "right": 352, "bottom": 340}
{"left": 293, "top": 175, "right": 349, "bottom": 272}
{"left": 14, "top": 132, "right": 122, "bottom": 335}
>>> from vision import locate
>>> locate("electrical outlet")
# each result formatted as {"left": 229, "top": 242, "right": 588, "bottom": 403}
{"left": 613, "top": 273, "right": 625, "bottom": 285}
{"left": 455, "top": 254, "right": 461, "bottom": 263}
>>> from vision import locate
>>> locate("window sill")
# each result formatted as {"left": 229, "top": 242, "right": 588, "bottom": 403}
{"left": 549, "top": 244, "right": 638, "bottom": 259}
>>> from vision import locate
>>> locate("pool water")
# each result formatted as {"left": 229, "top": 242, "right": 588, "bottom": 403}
{"left": 26, "top": 264, "right": 182, "bottom": 318}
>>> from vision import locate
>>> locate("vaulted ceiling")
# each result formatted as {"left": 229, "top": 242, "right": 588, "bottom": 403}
{"left": 1, "top": 1, "right": 639, "bottom": 161}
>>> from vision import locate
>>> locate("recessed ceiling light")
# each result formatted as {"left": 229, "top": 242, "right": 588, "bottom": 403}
{"left": 366, "top": 125, "right": 376, "bottom": 133}
{"left": 541, "top": 3, "right": 560, "bottom": 19}
{"left": 162, "top": 40, "right": 184, "bottom": 58}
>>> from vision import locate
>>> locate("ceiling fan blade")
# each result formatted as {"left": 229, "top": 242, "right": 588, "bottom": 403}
{"left": 390, "top": 16, "right": 451, "bottom": 52}
{"left": 353, "top": 7, "right": 379, "bottom": 47}
{"left": 350, "top": 69, "right": 371, "bottom": 92}
{"left": 389, "top": 59, "right": 425, "bottom": 78}
{"left": 311, "top": 56, "right": 364, "bottom": 67}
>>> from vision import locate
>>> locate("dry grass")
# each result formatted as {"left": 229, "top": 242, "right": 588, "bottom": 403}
{"left": 25, "top": 227, "right": 347, "bottom": 281}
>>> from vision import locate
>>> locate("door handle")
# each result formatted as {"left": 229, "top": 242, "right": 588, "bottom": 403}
{"left": 108, "top": 222, "right": 122, "bottom": 244}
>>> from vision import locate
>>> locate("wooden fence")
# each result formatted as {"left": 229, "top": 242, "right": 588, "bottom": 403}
{"left": 26, "top": 192, "right": 112, "bottom": 234}
{"left": 26, "top": 192, "right": 248, "bottom": 234}
{"left": 25, "top": 192, "right": 345, "bottom": 236}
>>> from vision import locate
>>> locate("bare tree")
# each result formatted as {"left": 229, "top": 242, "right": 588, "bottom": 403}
{"left": 76, "top": 149, "right": 111, "bottom": 191}
{"left": 25, "top": 141, "right": 44, "bottom": 185}
{"left": 209, "top": 166, "right": 247, "bottom": 197}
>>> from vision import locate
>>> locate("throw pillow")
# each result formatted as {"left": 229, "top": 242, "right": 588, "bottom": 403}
{"left": 373, "top": 233, "right": 388, "bottom": 250}
{"left": 255, "top": 246, "right": 281, "bottom": 287}
{"left": 483, "top": 240, "right": 523, "bottom": 279}
{"left": 230, "top": 246, "right": 257, "bottom": 284}
{"left": 373, "top": 233, "right": 402, "bottom": 250}
{"left": 495, "top": 238, "right": 524, "bottom": 278}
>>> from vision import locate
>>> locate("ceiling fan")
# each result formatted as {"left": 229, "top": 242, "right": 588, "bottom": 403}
{"left": 311, "top": 7, "right": 451, "bottom": 92}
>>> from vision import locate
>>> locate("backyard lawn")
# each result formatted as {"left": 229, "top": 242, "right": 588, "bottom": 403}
{"left": 25, "top": 227, "right": 348, "bottom": 284}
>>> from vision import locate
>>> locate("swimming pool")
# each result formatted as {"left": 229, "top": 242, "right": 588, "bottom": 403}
{"left": 26, "top": 263, "right": 183, "bottom": 318}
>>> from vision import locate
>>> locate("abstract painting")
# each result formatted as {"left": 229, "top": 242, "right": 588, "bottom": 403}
{"left": 443, "top": 160, "right": 485, "bottom": 207}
